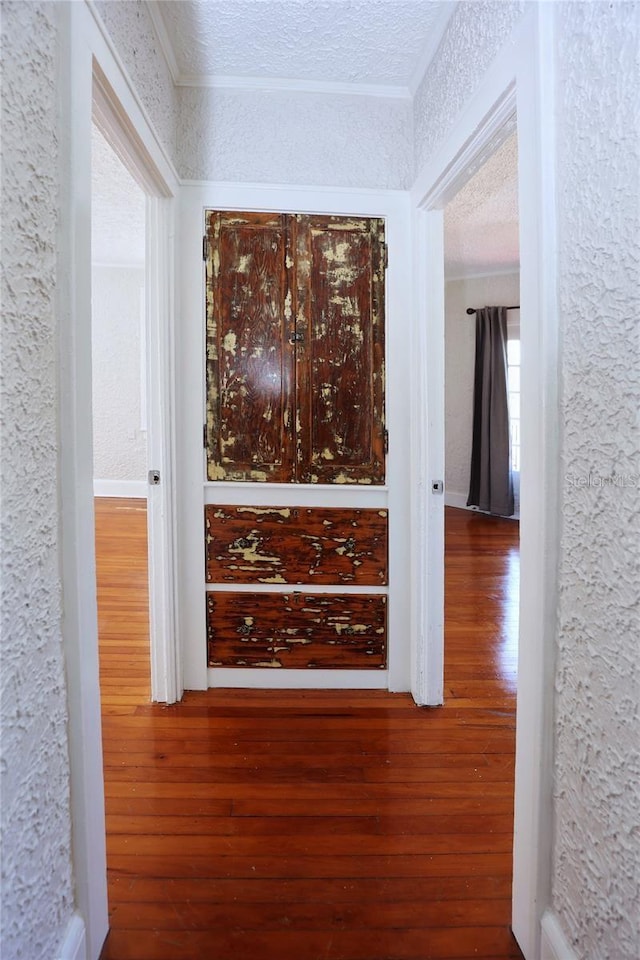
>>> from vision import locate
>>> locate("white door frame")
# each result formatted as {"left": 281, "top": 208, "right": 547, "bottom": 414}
{"left": 92, "top": 66, "right": 181, "bottom": 705}
{"left": 60, "top": 4, "right": 180, "bottom": 957}
{"left": 410, "top": 6, "right": 559, "bottom": 959}
{"left": 178, "top": 182, "right": 412, "bottom": 693}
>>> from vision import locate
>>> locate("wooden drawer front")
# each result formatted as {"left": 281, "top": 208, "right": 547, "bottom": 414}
{"left": 205, "top": 505, "right": 388, "bottom": 585}
{"left": 207, "top": 592, "right": 387, "bottom": 669}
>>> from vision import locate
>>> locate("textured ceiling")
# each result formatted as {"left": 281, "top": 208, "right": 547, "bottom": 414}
{"left": 154, "top": 0, "right": 453, "bottom": 89}
{"left": 444, "top": 132, "right": 520, "bottom": 277}
{"left": 91, "top": 124, "right": 146, "bottom": 267}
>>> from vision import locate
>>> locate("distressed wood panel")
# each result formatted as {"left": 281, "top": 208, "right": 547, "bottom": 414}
{"left": 295, "top": 215, "right": 386, "bottom": 485}
{"left": 207, "top": 592, "right": 387, "bottom": 669}
{"left": 205, "top": 211, "right": 386, "bottom": 485}
{"left": 205, "top": 211, "right": 295, "bottom": 482}
{"left": 205, "top": 505, "right": 388, "bottom": 586}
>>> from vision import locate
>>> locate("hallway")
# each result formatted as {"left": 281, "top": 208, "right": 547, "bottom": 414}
{"left": 96, "top": 499, "right": 522, "bottom": 960}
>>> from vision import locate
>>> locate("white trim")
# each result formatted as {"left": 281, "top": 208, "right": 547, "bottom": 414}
{"left": 410, "top": 6, "right": 558, "bottom": 960}
{"left": 541, "top": 910, "right": 578, "bottom": 960}
{"left": 93, "top": 479, "right": 147, "bottom": 498}
{"left": 92, "top": 58, "right": 180, "bottom": 708}
{"left": 178, "top": 182, "right": 411, "bottom": 694}
{"left": 177, "top": 72, "right": 411, "bottom": 100}
{"left": 444, "top": 490, "right": 470, "bottom": 511}
{"left": 86, "top": 0, "right": 178, "bottom": 187}
{"left": 59, "top": 9, "right": 109, "bottom": 958}
{"left": 180, "top": 179, "right": 408, "bottom": 199}
{"left": 408, "top": 1, "right": 458, "bottom": 96}
{"left": 208, "top": 669, "right": 389, "bottom": 690}
{"left": 445, "top": 264, "right": 521, "bottom": 282}
{"left": 56, "top": 913, "right": 86, "bottom": 960}
{"left": 512, "top": 7, "right": 559, "bottom": 958}
{"left": 145, "top": 195, "right": 182, "bottom": 704}
{"left": 62, "top": 4, "right": 181, "bottom": 957}
{"left": 203, "top": 482, "right": 387, "bottom": 509}
{"left": 410, "top": 208, "right": 445, "bottom": 707}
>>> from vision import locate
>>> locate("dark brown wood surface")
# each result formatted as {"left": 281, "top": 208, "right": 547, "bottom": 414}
{"left": 295, "top": 215, "right": 386, "bottom": 484}
{"left": 205, "top": 211, "right": 386, "bottom": 485}
{"left": 205, "top": 211, "right": 295, "bottom": 482}
{"left": 96, "top": 499, "right": 523, "bottom": 960}
{"left": 205, "top": 504, "right": 388, "bottom": 585}
{"left": 207, "top": 591, "right": 387, "bottom": 668}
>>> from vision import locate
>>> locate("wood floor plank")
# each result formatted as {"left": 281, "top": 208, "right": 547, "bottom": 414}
{"left": 105, "top": 874, "right": 514, "bottom": 905}
{"left": 100, "top": 925, "right": 523, "bottom": 960}
{"left": 96, "top": 500, "right": 522, "bottom": 960}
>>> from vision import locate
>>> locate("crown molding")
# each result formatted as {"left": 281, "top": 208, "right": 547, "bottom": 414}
{"left": 409, "top": 0, "right": 458, "bottom": 97}
{"left": 444, "top": 264, "right": 521, "bottom": 282}
{"left": 176, "top": 73, "right": 411, "bottom": 100}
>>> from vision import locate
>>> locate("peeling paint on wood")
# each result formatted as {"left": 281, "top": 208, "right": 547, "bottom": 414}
{"left": 205, "top": 210, "right": 386, "bottom": 484}
{"left": 205, "top": 210, "right": 295, "bottom": 482}
{"left": 295, "top": 215, "right": 386, "bottom": 485}
{"left": 207, "top": 592, "right": 387, "bottom": 668}
{"left": 205, "top": 505, "right": 388, "bottom": 585}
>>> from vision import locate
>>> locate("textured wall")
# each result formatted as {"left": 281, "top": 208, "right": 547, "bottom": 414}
{"left": 178, "top": 85, "right": 412, "bottom": 188}
{"left": 444, "top": 273, "right": 520, "bottom": 501}
{"left": 92, "top": 267, "right": 148, "bottom": 482}
{"left": 94, "top": 0, "right": 178, "bottom": 167}
{"left": 0, "top": 3, "right": 75, "bottom": 958}
{"left": 552, "top": 3, "right": 640, "bottom": 956}
{"left": 413, "top": 1, "right": 524, "bottom": 175}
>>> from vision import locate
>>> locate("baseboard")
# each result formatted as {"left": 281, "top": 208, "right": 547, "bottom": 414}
{"left": 444, "top": 490, "right": 473, "bottom": 510}
{"left": 93, "top": 479, "right": 147, "bottom": 498}
{"left": 444, "top": 489, "right": 520, "bottom": 520}
{"left": 56, "top": 912, "right": 86, "bottom": 960}
{"left": 541, "top": 910, "right": 578, "bottom": 960}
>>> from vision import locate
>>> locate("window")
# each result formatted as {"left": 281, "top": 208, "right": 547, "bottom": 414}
{"left": 507, "top": 337, "right": 520, "bottom": 472}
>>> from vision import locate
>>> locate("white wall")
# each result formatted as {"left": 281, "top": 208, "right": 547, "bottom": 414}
{"left": 0, "top": 3, "right": 75, "bottom": 958}
{"left": 92, "top": 266, "right": 147, "bottom": 483}
{"left": 444, "top": 272, "right": 520, "bottom": 506}
{"left": 177, "top": 85, "right": 412, "bottom": 189}
{"left": 552, "top": 4, "right": 640, "bottom": 957}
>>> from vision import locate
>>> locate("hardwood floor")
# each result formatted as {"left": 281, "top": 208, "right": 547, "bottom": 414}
{"left": 96, "top": 498, "right": 522, "bottom": 960}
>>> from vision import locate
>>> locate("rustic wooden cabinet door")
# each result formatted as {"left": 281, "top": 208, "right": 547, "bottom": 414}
{"left": 205, "top": 210, "right": 386, "bottom": 485}
{"left": 205, "top": 211, "right": 296, "bottom": 482}
{"left": 295, "top": 215, "right": 386, "bottom": 484}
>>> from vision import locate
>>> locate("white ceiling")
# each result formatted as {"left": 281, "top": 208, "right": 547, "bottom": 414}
{"left": 91, "top": 124, "right": 145, "bottom": 267}
{"left": 153, "top": 0, "right": 454, "bottom": 93}
{"left": 92, "top": 2, "right": 519, "bottom": 276}
{"left": 444, "top": 132, "right": 520, "bottom": 278}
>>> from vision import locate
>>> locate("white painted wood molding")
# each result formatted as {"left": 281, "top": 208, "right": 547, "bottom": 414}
{"left": 541, "top": 910, "right": 579, "bottom": 960}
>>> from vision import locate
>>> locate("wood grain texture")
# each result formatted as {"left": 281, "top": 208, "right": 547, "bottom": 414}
{"left": 205, "top": 211, "right": 386, "bottom": 485}
{"left": 205, "top": 504, "right": 388, "bottom": 585}
{"left": 97, "top": 501, "right": 522, "bottom": 960}
{"left": 295, "top": 214, "right": 386, "bottom": 485}
{"left": 205, "top": 211, "right": 295, "bottom": 482}
{"left": 206, "top": 591, "right": 387, "bottom": 668}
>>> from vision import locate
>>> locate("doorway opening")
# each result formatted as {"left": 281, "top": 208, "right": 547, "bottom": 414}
{"left": 91, "top": 122, "right": 152, "bottom": 703}
{"left": 441, "top": 129, "right": 521, "bottom": 703}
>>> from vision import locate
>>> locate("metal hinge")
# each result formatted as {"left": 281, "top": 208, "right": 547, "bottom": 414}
{"left": 384, "top": 428, "right": 389, "bottom": 454}
{"left": 202, "top": 236, "right": 209, "bottom": 261}
{"left": 383, "top": 243, "right": 389, "bottom": 270}
{"left": 203, "top": 424, "right": 207, "bottom": 448}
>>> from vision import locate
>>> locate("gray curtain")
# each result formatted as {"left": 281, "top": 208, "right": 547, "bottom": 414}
{"left": 467, "top": 306, "right": 514, "bottom": 517}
